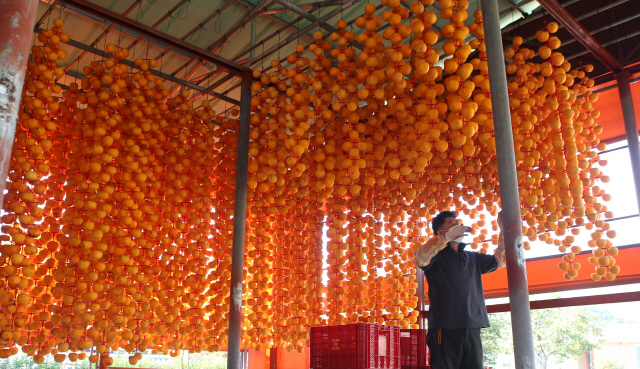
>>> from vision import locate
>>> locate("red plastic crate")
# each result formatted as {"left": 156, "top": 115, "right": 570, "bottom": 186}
{"left": 400, "top": 329, "right": 429, "bottom": 369}
{"left": 310, "top": 323, "right": 401, "bottom": 369}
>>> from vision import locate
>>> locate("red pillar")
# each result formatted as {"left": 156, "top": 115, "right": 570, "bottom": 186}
{"left": 0, "top": 0, "right": 39, "bottom": 208}
{"left": 98, "top": 353, "right": 110, "bottom": 369}
{"left": 269, "top": 347, "right": 277, "bottom": 369}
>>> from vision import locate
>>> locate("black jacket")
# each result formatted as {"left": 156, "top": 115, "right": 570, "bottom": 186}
{"left": 419, "top": 242, "right": 498, "bottom": 329}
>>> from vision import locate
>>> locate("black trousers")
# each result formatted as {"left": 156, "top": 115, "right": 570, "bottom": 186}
{"left": 426, "top": 328, "right": 484, "bottom": 369}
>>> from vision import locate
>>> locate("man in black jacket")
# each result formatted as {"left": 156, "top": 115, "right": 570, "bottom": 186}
{"left": 414, "top": 211, "right": 506, "bottom": 369}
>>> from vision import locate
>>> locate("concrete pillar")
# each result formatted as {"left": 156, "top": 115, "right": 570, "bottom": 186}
{"left": 0, "top": 0, "right": 39, "bottom": 208}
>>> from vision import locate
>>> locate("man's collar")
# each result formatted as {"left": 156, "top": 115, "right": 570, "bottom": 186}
{"left": 447, "top": 242, "right": 467, "bottom": 251}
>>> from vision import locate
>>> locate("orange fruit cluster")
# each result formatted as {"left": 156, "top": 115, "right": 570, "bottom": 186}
{"left": 0, "top": 0, "right": 619, "bottom": 363}
{"left": 1, "top": 19, "right": 246, "bottom": 364}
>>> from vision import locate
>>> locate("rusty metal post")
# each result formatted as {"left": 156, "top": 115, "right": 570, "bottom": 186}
{"left": 479, "top": 0, "right": 536, "bottom": 368}
{"left": 98, "top": 353, "right": 108, "bottom": 369}
{"left": 0, "top": 0, "right": 39, "bottom": 209}
{"left": 227, "top": 71, "right": 253, "bottom": 369}
{"left": 615, "top": 71, "right": 640, "bottom": 217}
{"left": 415, "top": 267, "right": 425, "bottom": 329}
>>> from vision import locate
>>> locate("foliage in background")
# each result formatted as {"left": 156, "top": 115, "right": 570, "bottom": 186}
{"left": 597, "top": 359, "right": 623, "bottom": 369}
{"left": 0, "top": 352, "right": 61, "bottom": 369}
{"left": 480, "top": 306, "right": 603, "bottom": 369}
{"left": 531, "top": 306, "right": 602, "bottom": 369}
{"left": 109, "top": 350, "right": 227, "bottom": 369}
{"left": 481, "top": 312, "right": 512, "bottom": 366}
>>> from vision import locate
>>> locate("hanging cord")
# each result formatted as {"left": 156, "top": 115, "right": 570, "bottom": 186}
{"left": 132, "top": 35, "right": 137, "bottom": 65}
{"left": 215, "top": 15, "right": 222, "bottom": 33}
{"left": 102, "top": 29, "right": 109, "bottom": 60}
{"left": 136, "top": 1, "right": 144, "bottom": 23}
{"left": 285, "top": 0, "right": 294, "bottom": 18}
{"left": 191, "top": 22, "right": 207, "bottom": 42}
{"left": 46, "top": 5, "right": 52, "bottom": 31}
{"left": 232, "top": 0, "right": 241, "bottom": 13}
{"left": 177, "top": 0, "right": 190, "bottom": 19}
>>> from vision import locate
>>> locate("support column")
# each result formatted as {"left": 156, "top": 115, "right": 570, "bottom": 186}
{"left": 250, "top": 19, "right": 256, "bottom": 61}
{"left": 227, "top": 71, "right": 253, "bottom": 369}
{"left": 479, "top": 0, "right": 536, "bottom": 368}
{"left": 415, "top": 267, "right": 425, "bottom": 329}
{"left": 98, "top": 353, "right": 109, "bottom": 369}
{"left": 0, "top": 0, "right": 39, "bottom": 209}
{"left": 615, "top": 72, "right": 640, "bottom": 217}
{"left": 269, "top": 347, "right": 278, "bottom": 369}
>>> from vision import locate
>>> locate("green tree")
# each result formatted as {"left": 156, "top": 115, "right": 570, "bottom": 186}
{"left": 0, "top": 352, "right": 61, "bottom": 369}
{"left": 481, "top": 306, "right": 603, "bottom": 369}
{"left": 597, "top": 359, "right": 622, "bottom": 369}
{"left": 531, "top": 306, "right": 602, "bottom": 369}
{"left": 481, "top": 312, "right": 511, "bottom": 366}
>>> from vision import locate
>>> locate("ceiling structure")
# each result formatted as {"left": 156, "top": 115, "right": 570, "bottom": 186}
{"left": 27, "top": 0, "right": 542, "bottom": 112}
{"left": 34, "top": 0, "right": 640, "bottom": 116}
{"left": 502, "top": 0, "right": 640, "bottom": 86}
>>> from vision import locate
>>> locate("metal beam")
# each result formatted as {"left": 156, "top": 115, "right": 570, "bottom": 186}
{"left": 216, "top": 2, "right": 368, "bottom": 99}
{"left": 261, "top": 4, "right": 317, "bottom": 14}
{"left": 44, "top": 1, "right": 203, "bottom": 62}
{"left": 566, "top": 29, "right": 640, "bottom": 61}
{"left": 501, "top": 0, "right": 581, "bottom": 35}
{"left": 125, "top": 0, "right": 190, "bottom": 51}
{"left": 271, "top": 0, "right": 364, "bottom": 50}
{"left": 480, "top": 0, "right": 536, "bottom": 368}
{"left": 519, "top": 0, "right": 630, "bottom": 48}
{"left": 207, "top": 0, "right": 274, "bottom": 53}
{"left": 195, "top": 0, "right": 369, "bottom": 101}
{"left": 230, "top": 0, "right": 315, "bottom": 43}
{"left": 164, "top": 0, "right": 274, "bottom": 87}
{"left": 625, "top": 41, "right": 640, "bottom": 63}
{"left": 615, "top": 71, "right": 640, "bottom": 220}
{"left": 250, "top": 19, "right": 257, "bottom": 60}
{"left": 537, "top": 0, "right": 624, "bottom": 72}
{"left": 251, "top": 0, "right": 363, "bottom": 66}
{"left": 35, "top": 27, "right": 241, "bottom": 105}
{"left": 500, "top": 0, "right": 536, "bottom": 16}
{"left": 0, "top": 0, "right": 39, "bottom": 210}
{"left": 239, "top": 0, "right": 347, "bottom": 66}
{"left": 235, "top": 15, "right": 304, "bottom": 63}
{"left": 63, "top": 0, "right": 141, "bottom": 75}
{"left": 226, "top": 71, "right": 253, "bottom": 369}
{"left": 487, "top": 292, "right": 640, "bottom": 313}
{"left": 36, "top": 0, "right": 61, "bottom": 27}
{"left": 57, "top": 0, "right": 250, "bottom": 74}
{"left": 153, "top": 1, "right": 237, "bottom": 61}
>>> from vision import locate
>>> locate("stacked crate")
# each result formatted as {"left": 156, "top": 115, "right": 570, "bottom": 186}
{"left": 310, "top": 324, "right": 401, "bottom": 369}
{"left": 400, "top": 329, "right": 429, "bottom": 369}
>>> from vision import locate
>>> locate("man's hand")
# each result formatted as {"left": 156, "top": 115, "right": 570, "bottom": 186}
{"left": 445, "top": 224, "right": 472, "bottom": 242}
